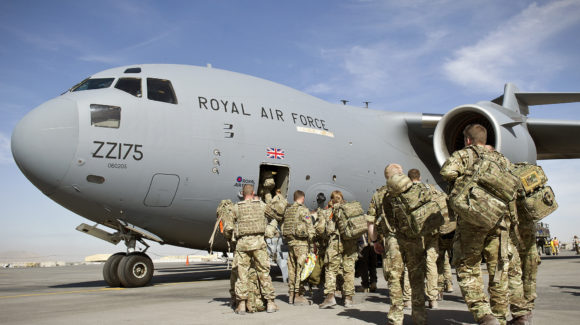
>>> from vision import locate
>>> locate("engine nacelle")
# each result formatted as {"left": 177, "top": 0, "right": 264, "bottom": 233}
{"left": 433, "top": 102, "right": 537, "bottom": 166}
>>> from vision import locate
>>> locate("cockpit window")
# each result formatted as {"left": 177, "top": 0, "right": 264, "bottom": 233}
{"left": 115, "top": 78, "right": 142, "bottom": 97}
{"left": 71, "top": 78, "right": 115, "bottom": 92}
{"left": 90, "top": 104, "right": 121, "bottom": 128}
{"left": 147, "top": 78, "right": 177, "bottom": 104}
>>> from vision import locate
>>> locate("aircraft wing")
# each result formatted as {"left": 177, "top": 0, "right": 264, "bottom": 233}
{"left": 527, "top": 118, "right": 580, "bottom": 159}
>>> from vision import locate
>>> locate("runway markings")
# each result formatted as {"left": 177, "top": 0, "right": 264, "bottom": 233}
{"left": 0, "top": 287, "right": 124, "bottom": 299}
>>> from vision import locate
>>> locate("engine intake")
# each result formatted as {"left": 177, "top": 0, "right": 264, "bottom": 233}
{"left": 433, "top": 102, "right": 537, "bottom": 166}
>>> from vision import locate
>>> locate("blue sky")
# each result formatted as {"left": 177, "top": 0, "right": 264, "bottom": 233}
{"left": 1, "top": 0, "right": 579, "bottom": 260}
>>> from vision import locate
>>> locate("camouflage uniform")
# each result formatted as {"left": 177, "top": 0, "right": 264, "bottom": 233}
{"left": 368, "top": 186, "right": 410, "bottom": 324}
{"left": 233, "top": 200, "right": 276, "bottom": 302}
{"left": 436, "top": 234, "right": 454, "bottom": 292}
{"left": 424, "top": 233, "right": 440, "bottom": 302}
{"left": 284, "top": 202, "right": 315, "bottom": 297}
{"left": 323, "top": 210, "right": 357, "bottom": 296}
{"left": 384, "top": 185, "right": 427, "bottom": 325}
{"left": 413, "top": 182, "right": 440, "bottom": 303}
{"left": 441, "top": 145, "right": 515, "bottom": 324}
{"left": 509, "top": 219, "right": 539, "bottom": 317}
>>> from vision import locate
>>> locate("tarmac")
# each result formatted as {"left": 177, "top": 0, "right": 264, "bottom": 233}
{"left": 0, "top": 251, "right": 579, "bottom": 324}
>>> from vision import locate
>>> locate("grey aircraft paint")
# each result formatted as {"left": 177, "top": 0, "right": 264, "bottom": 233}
{"left": 11, "top": 64, "right": 580, "bottom": 257}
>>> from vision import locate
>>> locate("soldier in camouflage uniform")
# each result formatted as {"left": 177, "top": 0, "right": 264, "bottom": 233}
{"left": 367, "top": 164, "right": 413, "bottom": 324}
{"left": 232, "top": 184, "right": 278, "bottom": 314}
{"left": 440, "top": 124, "right": 516, "bottom": 325}
{"left": 408, "top": 168, "right": 440, "bottom": 309}
{"left": 284, "top": 190, "right": 315, "bottom": 305}
{"left": 319, "top": 190, "right": 358, "bottom": 308}
{"left": 384, "top": 171, "right": 430, "bottom": 325}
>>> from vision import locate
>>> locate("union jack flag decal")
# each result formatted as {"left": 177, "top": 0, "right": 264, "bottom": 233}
{"left": 266, "top": 147, "right": 285, "bottom": 160}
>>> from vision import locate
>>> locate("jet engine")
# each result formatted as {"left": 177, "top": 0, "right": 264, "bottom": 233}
{"left": 433, "top": 101, "right": 537, "bottom": 166}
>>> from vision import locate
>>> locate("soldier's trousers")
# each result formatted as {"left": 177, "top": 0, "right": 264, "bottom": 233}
{"left": 397, "top": 236, "right": 427, "bottom": 325}
{"left": 437, "top": 232, "right": 454, "bottom": 292}
{"left": 453, "top": 222, "right": 510, "bottom": 324}
{"left": 288, "top": 244, "right": 309, "bottom": 295}
{"left": 324, "top": 238, "right": 358, "bottom": 296}
{"left": 359, "top": 245, "right": 378, "bottom": 288}
{"left": 230, "top": 253, "right": 238, "bottom": 300}
{"left": 235, "top": 247, "right": 276, "bottom": 301}
{"left": 384, "top": 235, "right": 413, "bottom": 325}
{"left": 424, "top": 234, "right": 439, "bottom": 301}
{"left": 509, "top": 221, "right": 539, "bottom": 317}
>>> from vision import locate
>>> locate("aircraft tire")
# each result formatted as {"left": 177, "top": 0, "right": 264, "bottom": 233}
{"left": 103, "top": 252, "right": 126, "bottom": 287}
{"left": 117, "top": 253, "right": 154, "bottom": 288}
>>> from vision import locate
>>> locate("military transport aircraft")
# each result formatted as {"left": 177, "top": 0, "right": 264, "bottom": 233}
{"left": 10, "top": 64, "right": 580, "bottom": 287}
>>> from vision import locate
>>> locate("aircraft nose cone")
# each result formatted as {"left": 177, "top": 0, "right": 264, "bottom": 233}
{"left": 11, "top": 98, "right": 79, "bottom": 195}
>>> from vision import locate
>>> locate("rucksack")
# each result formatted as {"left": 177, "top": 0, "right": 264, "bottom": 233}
{"left": 511, "top": 163, "right": 558, "bottom": 222}
{"left": 335, "top": 201, "right": 368, "bottom": 240}
{"left": 388, "top": 174, "right": 444, "bottom": 237}
{"left": 425, "top": 184, "right": 455, "bottom": 235}
{"left": 265, "top": 193, "right": 288, "bottom": 222}
{"left": 448, "top": 146, "right": 518, "bottom": 231}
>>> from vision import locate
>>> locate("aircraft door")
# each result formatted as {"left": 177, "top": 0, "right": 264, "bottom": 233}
{"left": 143, "top": 173, "right": 180, "bottom": 207}
{"left": 257, "top": 164, "right": 289, "bottom": 202}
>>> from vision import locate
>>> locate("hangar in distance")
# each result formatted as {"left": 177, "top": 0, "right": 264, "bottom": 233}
{"left": 10, "top": 64, "right": 580, "bottom": 287}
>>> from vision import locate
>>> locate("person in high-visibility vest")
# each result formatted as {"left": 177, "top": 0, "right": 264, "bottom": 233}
{"left": 553, "top": 237, "right": 560, "bottom": 255}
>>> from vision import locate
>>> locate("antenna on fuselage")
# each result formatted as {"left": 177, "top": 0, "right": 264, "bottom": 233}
{"left": 363, "top": 101, "right": 371, "bottom": 108}
{"left": 340, "top": 100, "right": 349, "bottom": 105}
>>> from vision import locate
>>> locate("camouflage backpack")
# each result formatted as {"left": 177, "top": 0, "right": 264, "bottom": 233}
{"left": 511, "top": 163, "right": 558, "bottom": 222}
{"left": 449, "top": 146, "right": 519, "bottom": 231}
{"left": 425, "top": 184, "right": 455, "bottom": 235}
{"left": 335, "top": 201, "right": 369, "bottom": 240}
{"left": 264, "top": 193, "right": 288, "bottom": 222}
{"left": 388, "top": 174, "right": 444, "bottom": 237}
{"left": 216, "top": 200, "right": 235, "bottom": 238}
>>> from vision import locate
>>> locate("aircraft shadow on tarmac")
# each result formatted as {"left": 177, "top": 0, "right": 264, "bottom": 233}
{"left": 337, "top": 308, "right": 474, "bottom": 325}
{"left": 551, "top": 285, "right": 580, "bottom": 296}
{"left": 50, "top": 263, "right": 232, "bottom": 289}
{"left": 540, "top": 255, "right": 580, "bottom": 260}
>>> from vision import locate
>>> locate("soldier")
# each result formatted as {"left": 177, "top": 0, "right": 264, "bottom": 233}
{"left": 384, "top": 170, "right": 436, "bottom": 325}
{"left": 259, "top": 171, "right": 276, "bottom": 203}
{"left": 407, "top": 168, "right": 440, "bottom": 309}
{"left": 367, "top": 164, "right": 413, "bottom": 324}
{"left": 319, "top": 190, "right": 358, "bottom": 308}
{"left": 232, "top": 184, "right": 278, "bottom": 314}
{"left": 441, "top": 124, "right": 517, "bottom": 325}
{"left": 283, "top": 190, "right": 315, "bottom": 305}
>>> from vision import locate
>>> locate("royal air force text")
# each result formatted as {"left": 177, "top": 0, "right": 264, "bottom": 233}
{"left": 198, "top": 96, "right": 329, "bottom": 131}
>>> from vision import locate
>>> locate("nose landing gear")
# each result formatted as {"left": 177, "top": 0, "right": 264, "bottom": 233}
{"left": 77, "top": 221, "right": 161, "bottom": 288}
{"left": 103, "top": 251, "right": 154, "bottom": 288}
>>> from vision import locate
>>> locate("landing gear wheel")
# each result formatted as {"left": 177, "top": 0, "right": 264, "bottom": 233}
{"left": 117, "top": 252, "right": 154, "bottom": 288}
{"left": 103, "top": 252, "right": 126, "bottom": 287}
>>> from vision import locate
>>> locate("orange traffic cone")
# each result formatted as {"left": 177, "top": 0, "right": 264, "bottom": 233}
{"left": 186, "top": 255, "right": 190, "bottom": 266}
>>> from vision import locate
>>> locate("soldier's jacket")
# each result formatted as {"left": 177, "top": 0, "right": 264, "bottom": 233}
{"left": 368, "top": 185, "right": 388, "bottom": 218}
{"left": 366, "top": 185, "right": 395, "bottom": 238}
{"left": 284, "top": 202, "right": 315, "bottom": 246}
